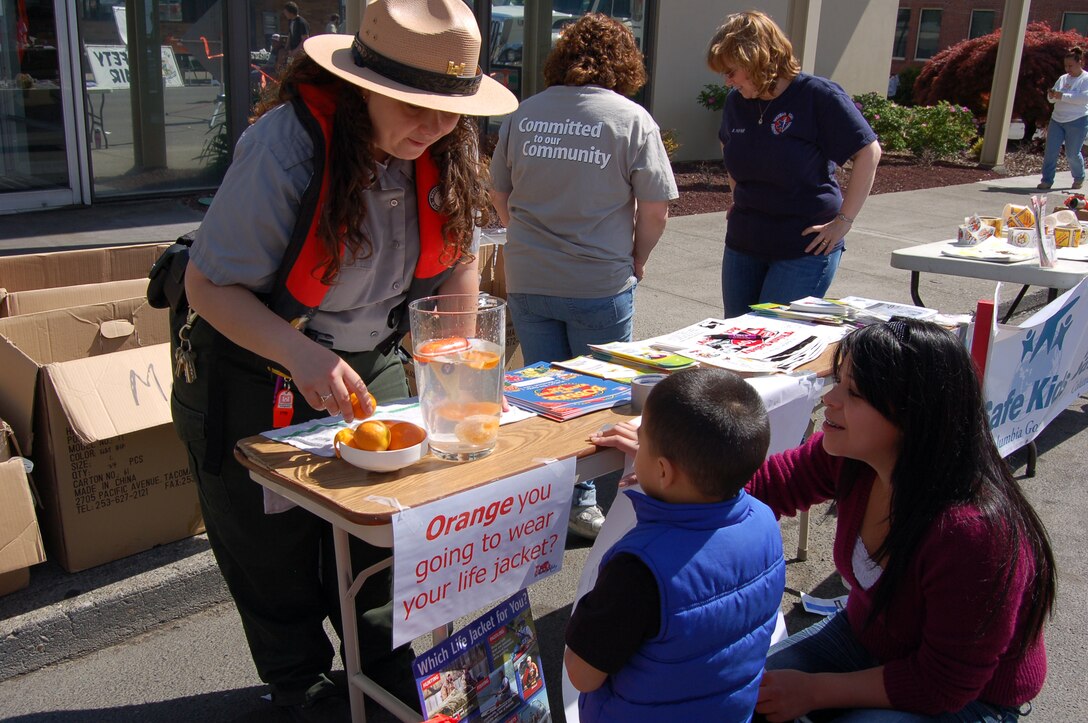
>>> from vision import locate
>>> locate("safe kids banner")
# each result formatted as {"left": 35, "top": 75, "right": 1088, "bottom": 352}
{"left": 414, "top": 590, "right": 551, "bottom": 722}
{"left": 392, "top": 458, "right": 575, "bottom": 647}
{"left": 983, "top": 278, "right": 1088, "bottom": 457}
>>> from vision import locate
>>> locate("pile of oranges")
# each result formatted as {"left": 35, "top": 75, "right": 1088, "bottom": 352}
{"left": 335, "top": 419, "right": 426, "bottom": 456}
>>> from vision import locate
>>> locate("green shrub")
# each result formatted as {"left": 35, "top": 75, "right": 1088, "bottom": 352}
{"left": 854, "top": 93, "right": 977, "bottom": 162}
{"left": 697, "top": 83, "right": 731, "bottom": 112}
{"left": 854, "top": 92, "right": 909, "bottom": 152}
{"left": 904, "top": 101, "right": 978, "bottom": 164}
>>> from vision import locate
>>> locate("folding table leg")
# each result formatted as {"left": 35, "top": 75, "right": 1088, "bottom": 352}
{"left": 797, "top": 510, "right": 809, "bottom": 561}
{"left": 333, "top": 527, "right": 424, "bottom": 723}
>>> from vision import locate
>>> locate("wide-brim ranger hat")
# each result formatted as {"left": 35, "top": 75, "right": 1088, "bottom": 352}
{"left": 304, "top": 0, "right": 518, "bottom": 116}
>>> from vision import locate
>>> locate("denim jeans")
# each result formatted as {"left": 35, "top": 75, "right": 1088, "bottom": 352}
{"left": 507, "top": 286, "right": 635, "bottom": 513}
{"left": 1041, "top": 115, "right": 1088, "bottom": 185}
{"left": 722, "top": 247, "right": 842, "bottom": 319}
{"left": 506, "top": 282, "right": 637, "bottom": 366}
{"left": 766, "top": 613, "right": 1025, "bottom": 722}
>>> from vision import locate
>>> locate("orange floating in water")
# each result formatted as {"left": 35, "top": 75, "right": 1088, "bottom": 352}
{"left": 454, "top": 414, "right": 500, "bottom": 445}
{"left": 414, "top": 337, "right": 470, "bottom": 363}
{"left": 460, "top": 349, "right": 501, "bottom": 370}
{"left": 436, "top": 401, "right": 503, "bottom": 421}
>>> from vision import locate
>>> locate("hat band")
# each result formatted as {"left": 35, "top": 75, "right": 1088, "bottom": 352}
{"left": 351, "top": 34, "right": 482, "bottom": 97}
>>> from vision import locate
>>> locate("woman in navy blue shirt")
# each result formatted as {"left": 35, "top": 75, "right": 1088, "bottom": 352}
{"left": 707, "top": 11, "right": 881, "bottom": 318}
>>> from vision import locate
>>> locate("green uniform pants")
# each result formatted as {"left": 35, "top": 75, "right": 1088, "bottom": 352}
{"left": 170, "top": 318, "right": 415, "bottom": 707}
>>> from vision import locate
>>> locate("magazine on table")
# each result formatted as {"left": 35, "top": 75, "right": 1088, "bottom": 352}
{"left": 648, "top": 316, "right": 848, "bottom": 374}
{"left": 414, "top": 590, "right": 551, "bottom": 722}
{"left": 586, "top": 340, "right": 697, "bottom": 371}
{"left": 504, "top": 362, "right": 631, "bottom": 421}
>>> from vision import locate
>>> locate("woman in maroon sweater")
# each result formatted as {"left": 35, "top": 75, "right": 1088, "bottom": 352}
{"left": 594, "top": 319, "right": 1055, "bottom": 721}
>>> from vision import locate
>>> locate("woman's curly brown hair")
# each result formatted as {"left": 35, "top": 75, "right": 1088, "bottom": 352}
{"left": 250, "top": 56, "right": 487, "bottom": 283}
{"left": 543, "top": 14, "right": 646, "bottom": 96}
{"left": 706, "top": 11, "right": 799, "bottom": 98}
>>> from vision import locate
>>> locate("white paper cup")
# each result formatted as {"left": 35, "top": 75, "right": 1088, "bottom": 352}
{"left": 630, "top": 374, "right": 667, "bottom": 413}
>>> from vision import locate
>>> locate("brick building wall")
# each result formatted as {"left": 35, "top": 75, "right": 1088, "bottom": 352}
{"left": 891, "top": 0, "right": 1087, "bottom": 76}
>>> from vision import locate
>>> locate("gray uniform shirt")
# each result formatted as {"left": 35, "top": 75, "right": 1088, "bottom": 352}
{"left": 193, "top": 103, "right": 465, "bottom": 352}
{"left": 490, "top": 85, "right": 678, "bottom": 298}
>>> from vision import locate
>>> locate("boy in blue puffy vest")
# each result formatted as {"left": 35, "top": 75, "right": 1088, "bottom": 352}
{"left": 567, "top": 367, "right": 785, "bottom": 722}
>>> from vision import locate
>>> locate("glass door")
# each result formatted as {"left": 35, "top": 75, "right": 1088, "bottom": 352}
{"left": 0, "top": 0, "right": 83, "bottom": 211}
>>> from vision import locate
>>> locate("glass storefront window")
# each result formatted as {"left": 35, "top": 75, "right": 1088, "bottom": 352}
{"left": 76, "top": 1, "right": 227, "bottom": 198}
{"left": 1, "top": 0, "right": 69, "bottom": 193}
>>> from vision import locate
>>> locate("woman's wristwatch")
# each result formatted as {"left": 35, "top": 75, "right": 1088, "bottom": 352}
{"left": 836, "top": 213, "right": 854, "bottom": 225}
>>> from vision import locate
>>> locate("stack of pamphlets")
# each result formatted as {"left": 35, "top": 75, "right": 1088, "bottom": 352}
{"left": 649, "top": 316, "right": 849, "bottom": 374}
{"left": 504, "top": 362, "right": 631, "bottom": 420}
{"left": 587, "top": 340, "right": 697, "bottom": 373}
{"left": 788, "top": 297, "right": 849, "bottom": 316}
{"left": 836, "top": 296, "right": 939, "bottom": 322}
{"left": 749, "top": 302, "right": 846, "bottom": 326}
{"left": 552, "top": 355, "right": 642, "bottom": 383}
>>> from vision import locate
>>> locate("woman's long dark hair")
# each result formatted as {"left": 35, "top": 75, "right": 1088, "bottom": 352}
{"left": 251, "top": 56, "right": 488, "bottom": 282}
{"left": 835, "top": 319, "right": 1055, "bottom": 650}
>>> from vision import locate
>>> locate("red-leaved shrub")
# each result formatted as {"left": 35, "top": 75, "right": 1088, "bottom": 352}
{"left": 912, "top": 22, "right": 1085, "bottom": 139}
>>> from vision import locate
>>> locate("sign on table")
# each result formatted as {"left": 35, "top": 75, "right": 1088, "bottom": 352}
{"left": 391, "top": 458, "right": 575, "bottom": 647}
{"left": 984, "top": 278, "right": 1088, "bottom": 456}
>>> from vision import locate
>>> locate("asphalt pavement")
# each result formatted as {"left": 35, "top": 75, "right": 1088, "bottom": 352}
{"left": 0, "top": 171, "right": 1085, "bottom": 721}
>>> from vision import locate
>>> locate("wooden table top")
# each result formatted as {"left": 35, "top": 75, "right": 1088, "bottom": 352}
{"left": 235, "top": 407, "right": 634, "bottom": 527}
{"left": 235, "top": 345, "right": 836, "bottom": 528}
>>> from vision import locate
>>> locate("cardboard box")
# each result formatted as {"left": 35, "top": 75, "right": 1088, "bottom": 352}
{"left": 0, "top": 243, "right": 168, "bottom": 294}
{"left": 1, "top": 278, "right": 150, "bottom": 317}
{"left": 0, "top": 421, "right": 47, "bottom": 597}
{"left": 0, "top": 298, "right": 202, "bottom": 572}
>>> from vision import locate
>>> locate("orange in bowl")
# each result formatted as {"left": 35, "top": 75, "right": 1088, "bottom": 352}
{"left": 353, "top": 420, "right": 391, "bottom": 451}
{"left": 337, "top": 419, "right": 429, "bottom": 473}
{"left": 388, "top": 421, "right": 427, "bottom": 451}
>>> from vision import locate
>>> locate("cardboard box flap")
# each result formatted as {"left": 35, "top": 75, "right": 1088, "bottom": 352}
{"left": 44, "top": 344, "right": 174, "bottom": 444}
{"left": 0, "top": 243, "right": 169, "bottom": 294}
{"left": 0, "top": 297, "right": 167, "bottom": 366}
{"left": 0, "top": 458, "right": 47, "bottom": 574}
{"left": 1, "top": 278, "right": 150, "bottom": 317}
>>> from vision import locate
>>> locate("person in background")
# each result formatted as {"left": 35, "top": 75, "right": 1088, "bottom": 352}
{"left": 490, "top": 13, "right": 677, "bottom": 539}
{"left": 325, "top": 13, "right": 340, "bottom": 34}
{"left": 1038, "top": 45, "right": 1088, "bottom": 191}
{"left": 284, "top": 1, "right": 309, "bottom": 58}
{"left": 569, "top": 367, "right": 784, "bottom": 720}
{"left": 171, "top": 0, "right": 515, "bottom": 715}
{"left": 707, "top": 11, "right": 881, "bottom": 318}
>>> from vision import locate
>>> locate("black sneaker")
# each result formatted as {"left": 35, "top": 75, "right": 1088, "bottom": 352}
{"left": 1073, "top": 178, "right": 1084, "bottom": 190}
{"left": 1037, "top": 181, "right": 1052, "bottom": 190}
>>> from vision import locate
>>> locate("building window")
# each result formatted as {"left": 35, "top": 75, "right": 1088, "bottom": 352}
{"left": 1062, "top": 13, "right": 1088, "bottom": 35}
{"left": 892, "top": 9, "right": 910, "bottom": 60}
{"left": 969, "top": 10, "right": 996, "bottom": 39}
{"left": 915, "top": 8, "right": 942, "bottom": 61}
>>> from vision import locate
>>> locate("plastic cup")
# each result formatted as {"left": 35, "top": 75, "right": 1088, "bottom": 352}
{"left": 409, "top": 294, "right": 506, "bottom": 462}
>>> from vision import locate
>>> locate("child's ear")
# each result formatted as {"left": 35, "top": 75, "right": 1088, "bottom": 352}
{"left": 658, "top": 456, "right": 677, "bottom": 490}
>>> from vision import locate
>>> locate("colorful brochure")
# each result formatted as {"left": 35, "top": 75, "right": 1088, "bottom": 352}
{"left": 414, "top": 590, "right": 550, "bottom": 722}
{"left": 504, "top": 362, "right": 631, "bottom": 420}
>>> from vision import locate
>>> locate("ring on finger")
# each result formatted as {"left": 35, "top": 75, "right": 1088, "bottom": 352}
{"left": 319, "top": 393, "right": 333, "bottom": 404}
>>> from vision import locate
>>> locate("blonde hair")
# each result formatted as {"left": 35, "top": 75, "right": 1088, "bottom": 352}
{"left": 706, "top": 11, "right": 800, "bottom": 97}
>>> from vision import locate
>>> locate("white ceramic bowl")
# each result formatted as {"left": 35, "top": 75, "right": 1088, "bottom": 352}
{"left": 336, "top": 422, "right": 429, "bottom": 473}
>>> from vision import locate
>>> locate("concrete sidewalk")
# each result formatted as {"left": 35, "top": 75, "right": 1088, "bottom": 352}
{"left": 1, "top": 173, "right": 1085, "bottom": 720}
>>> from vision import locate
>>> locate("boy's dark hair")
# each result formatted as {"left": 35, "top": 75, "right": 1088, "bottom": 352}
{"left": 642, "top": 367, "right": 769, "bottom": 500}
{"left": 284, "top": 2, "right": 299, "bottom": 15}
